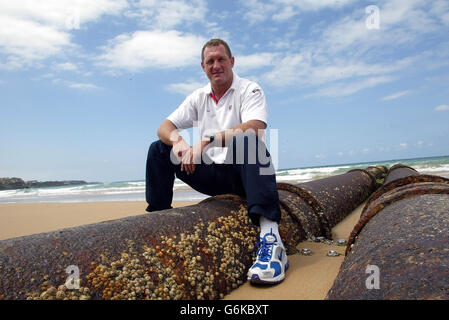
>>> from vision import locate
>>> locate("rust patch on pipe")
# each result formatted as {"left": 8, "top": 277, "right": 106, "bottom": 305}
{"left": 296, "top": 171, "right": 377, "bottom": 228}
{"left": 347, "top": 169, "right": 377, "bottom": 187}
{"left": 383, "top": 164, "right": 418, "bottom": 184}
{"left": 277, "top": 183, "right": 331, "bottom": 239}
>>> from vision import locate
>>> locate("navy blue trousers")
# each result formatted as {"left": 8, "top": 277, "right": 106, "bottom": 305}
{"left": 145, "top": 133, "right": 281, "bottom": 226}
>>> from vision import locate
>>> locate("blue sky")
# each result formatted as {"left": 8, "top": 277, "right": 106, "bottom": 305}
{"left": 1, "top": 0, "right": 449, "bottom": 182}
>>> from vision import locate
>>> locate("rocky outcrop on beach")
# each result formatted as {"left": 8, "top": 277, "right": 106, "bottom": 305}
{"left": 0, "top": 177, "right": 28, "bottom": 190}
{"left": 25, "top": 180, "right": 88, "bottom": 188}
{"left": 0, "top": 178, "right": 89, "bottom": 190}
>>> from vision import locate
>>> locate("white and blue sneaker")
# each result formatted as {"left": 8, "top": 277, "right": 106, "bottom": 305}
{"left": 247, "top": 231, "right": 289, "bottom": 284}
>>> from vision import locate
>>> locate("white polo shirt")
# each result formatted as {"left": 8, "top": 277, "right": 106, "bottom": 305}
{"left": 167, "top": 72, "right": 268, "bottom": 164}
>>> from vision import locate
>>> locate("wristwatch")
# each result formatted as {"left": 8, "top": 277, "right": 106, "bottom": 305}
{"left": 207, "top": 135, "right": 215, "bottom": 144}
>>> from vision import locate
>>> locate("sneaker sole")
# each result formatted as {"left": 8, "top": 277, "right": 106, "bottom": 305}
{"left": 248, "top": 260, "right": 289, "bottom": 285}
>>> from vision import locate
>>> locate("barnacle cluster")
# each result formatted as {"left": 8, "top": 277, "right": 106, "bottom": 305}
{"left": 84, "top": 205, "right": 258, "bottom": 300}
{"left": 25, "top": 205, "right": 259, "bottom": 300}
{"left": 25, "top": 274, "right": 91, "bottom": 300}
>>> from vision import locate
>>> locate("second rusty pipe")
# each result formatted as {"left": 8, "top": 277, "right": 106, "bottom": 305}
{"left": 326, "top": 164, "right": 449, "bottom": 300}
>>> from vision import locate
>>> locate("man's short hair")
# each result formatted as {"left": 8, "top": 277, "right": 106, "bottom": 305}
{"left": 201, "top": 39, "right": 232, "bottom": 62}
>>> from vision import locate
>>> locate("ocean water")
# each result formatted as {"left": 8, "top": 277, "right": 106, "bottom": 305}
{"left": 1, "top": 155, "right": 448, "bottom": 204}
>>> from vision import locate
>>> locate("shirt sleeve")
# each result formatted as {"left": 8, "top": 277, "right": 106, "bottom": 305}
{"left": 166, "top": 92, "right": 198, "bottom": 130}
{"left": 240, "top": 82, "right": 268, "bottom": 125}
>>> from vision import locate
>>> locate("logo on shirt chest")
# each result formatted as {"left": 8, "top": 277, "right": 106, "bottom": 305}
{"left": 206, "top": 105, "right": 232, "bottom": 113}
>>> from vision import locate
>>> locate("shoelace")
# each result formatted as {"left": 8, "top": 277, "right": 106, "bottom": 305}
{"left": 255, "top": 237, "right": 275, "bottom": 262}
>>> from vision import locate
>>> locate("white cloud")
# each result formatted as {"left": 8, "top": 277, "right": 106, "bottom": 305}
{"left": 431, "top": 1, "right": 449, "bottom": 25}
{"left": 126, "top": 0, "right": 207, "bottom": 29}
{"left": 1, "top": 0, "right": 127, "bottom": 28}
{"left": 280, "top": 0, "right": 356, "bottom": 11}
{"left": 53, "top": 62, "right": 78, "bottom": 71}
{"left": 234, "top": 53, "right": 278, "bottom": 73}
{"left": 31, "top": 73, "right": 56, "bottom": 81}
{"left": 399, "top": 142, "right": 408, "bottom": 149}
{"left": 272, "top": 6, "right": 299, "bottom": 21}
{"left": 310, "top": 58, "right": 412, "bottom": 85}
{"left": 204, "top": 22, "right": 229, "bottom": 40}
{"left": 308, "top": 76, "right": 395, "bottom": 98}
{"left": 68, "top": 82, "right": 99, "bottom": 90}
{"left": 241, "top": 0, "right": 277, "bottom": 24}
{"left": 261, "top": 49, "right": 415, "bottom": 94}
{"left": 97, "top": 30, "right": 205, "bottom": 71}
{"left": 320, "top": 0, "right": 448, "bottom": 56}
{"left": 381, "top": 90, "right": 412, "bottom": 101}
{"left": 435, "top": 104, "right": 449, "bottom": 111}
{"left": 257, "top": 0, "right": 449, "bottom": 97}
{"left": 0, "top": 0, "right": 128, "bottom": 69}
{"left": 0, "top": 16, "right": 71, "bottom": 68}
{"left": 241, "top": 0, "right": 355, "bottom": 24}
{"left": 166, "top": 80, "right": 206, "bottom": 95}
{"left": 50, "top": 77, "right": 100, "bottom": 90}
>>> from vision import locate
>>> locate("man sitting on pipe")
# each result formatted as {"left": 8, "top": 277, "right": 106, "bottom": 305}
{"left": 145, "top": 39, "right": 289, "bottom": 285}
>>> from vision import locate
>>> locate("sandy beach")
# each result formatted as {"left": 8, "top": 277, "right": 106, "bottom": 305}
{"left": 0, "top": 200, "right": 364, "bottom": 300}
{"left": 0, "top": 201, "right": 196, "bottom": 241}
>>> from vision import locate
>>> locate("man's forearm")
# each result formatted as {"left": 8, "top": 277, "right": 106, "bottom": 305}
{"left": 158, "top": 119, "right": 266, "bottom": 149}
{"left": 157, "top": 119, "right": 182, "bottom": 146}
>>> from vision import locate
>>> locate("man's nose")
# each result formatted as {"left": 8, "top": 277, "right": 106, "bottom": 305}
{"left": 212, "top": 60, "right": 221, "bottom": 70}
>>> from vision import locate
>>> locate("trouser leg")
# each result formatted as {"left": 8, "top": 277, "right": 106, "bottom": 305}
{"left": 145, "top": 140, "right": 176, "bottom": 212}
{"left": 226, "top": 133, "right": 281, "bottom": 225}
{"left": 145, "top": 140, "right": 242, "bottom": 212}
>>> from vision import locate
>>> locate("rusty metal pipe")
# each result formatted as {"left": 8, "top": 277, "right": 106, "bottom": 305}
{"left": 0, "top": 167, "right": 383, "bottom": 300}
{"left": 326, "top": 164, "right": 449, "bottom": 300}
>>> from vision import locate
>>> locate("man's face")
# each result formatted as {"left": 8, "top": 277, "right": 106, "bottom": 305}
{"left": 201, "top": 44, "right": 235, "bottom": 88}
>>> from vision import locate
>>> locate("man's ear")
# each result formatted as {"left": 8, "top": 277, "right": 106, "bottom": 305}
{"left": 231, "top": 57, "right": 235, "bottom": 68}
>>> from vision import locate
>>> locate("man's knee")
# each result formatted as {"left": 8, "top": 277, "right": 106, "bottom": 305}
{"left": 147, "top": 140, "right": 171, "bottom": 160}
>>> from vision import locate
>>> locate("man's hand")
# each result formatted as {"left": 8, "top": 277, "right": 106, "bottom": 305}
{"left": 172, "top": 138, "right": 196, "bottom": 175}
{"left": 180, "top": 146, "right": 194, "bottom": 175}
{"left": 178, "top": 139, "right": 210, "bottom": 175}
{"left": 172, "top": 138, "right": 190, "bottom": 160}
{"left": 172, "top": 138, "right": 193, "bottom": 173}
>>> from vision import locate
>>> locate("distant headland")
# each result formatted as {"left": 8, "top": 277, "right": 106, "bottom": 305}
{"left": 0, "top": 177, "right": 97, "bottom": 190}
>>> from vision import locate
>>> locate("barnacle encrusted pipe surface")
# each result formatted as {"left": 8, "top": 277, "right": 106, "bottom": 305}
{"left": 1, "top": 195, "right": 257, "bottom": 300}
{"left": 0, "top": 167, "right": 383, "bottom": 300}
{"left": 326, "top": 165, "right": 449, "bottom": 300}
